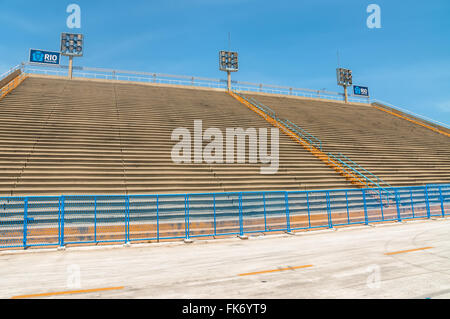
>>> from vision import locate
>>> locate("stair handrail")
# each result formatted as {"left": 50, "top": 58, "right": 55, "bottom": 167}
{"left": 247, "top": 96, "right": 277, "bottom": 116}
{"left": 237, "top": 93, "right": 324, "bottom": 151}
{"left": 332, "top": 153, "right": 394, "bottom": 200}
{"left": 0, "top": 72, "right": 27, "bottom": 100}
{"left": 328, "top": 153, "right": 372, "bottom": 187}
{"left": 337, "top": 153, "right": 393, "bottom": 189}
{"left": 283, "top": 119, "right": 322, "bottom": 150}
{"left": 0, "top": 64, "right": 22, "bottom": 82}
{"left": 281, "top": 120, "right": 323, "bottom": 151}
{"left": 238, "top": 93, "right": 276, "bottom": 118}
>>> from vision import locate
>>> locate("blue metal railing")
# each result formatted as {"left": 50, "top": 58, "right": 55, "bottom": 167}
{"left": 281, "top": 119, "right": 323, "bottom": 150}
{"left": 237, "top": 92, "right": 324, "bottom": 150}
{"left": 0, "top": 184, "right": 448, "bottom": 250}
{"left": 327, "top": 153, "right": 395, "bottom": 201}
{"left": 16, "top": 62, "right": 371, "bottom": 104}
{"left": 247, "top": 96, "right": 277, "bottom": 117}
{"left": 338, "top": 153, "right": 392, "bottom": 190}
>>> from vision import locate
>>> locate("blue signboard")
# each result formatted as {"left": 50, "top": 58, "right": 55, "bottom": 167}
{"left": 353, "top": 85, "right": 369, "bottom": 97}
{"left": 29, "top": 49, "right": 61, "bottom": 65}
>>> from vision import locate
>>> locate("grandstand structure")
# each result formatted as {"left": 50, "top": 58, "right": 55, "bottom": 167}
{"left": 0, "top": 62, "right": 448, "bottom": 249}
{"left": 239, "top": 93, "right": 450, "bottom": 187}
{"left": 0, "top": 63, "right": 449, "bottom": 196}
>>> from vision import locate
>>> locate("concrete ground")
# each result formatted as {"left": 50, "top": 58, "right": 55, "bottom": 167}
{"left": 1, "top": 218, "right": 449, "bottom": 299}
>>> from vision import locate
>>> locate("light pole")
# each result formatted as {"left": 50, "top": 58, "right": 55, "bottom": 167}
{"left": 219, "top": 50, "right": 238, "bottom": 91}
{"left": 336, "top": 68, "right": 353, "bottom": 103}
{"left": 61, "top": 33, "right": 84, "bottom": 80}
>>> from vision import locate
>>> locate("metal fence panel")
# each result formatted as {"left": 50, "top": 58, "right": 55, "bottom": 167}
{"left": 442, "top": 185, "right": 450, "bottom": 216}
{"left": 0, "top": 184, "right": 448, "bottom": 250}
{"left": 409, "top": 187, "right": 428, "bottom": 219}
{"left": 188, "top": 194, "right": 216, "bottom": 238}
{"left": 64, "top": 196, "right": 96, "bottom": 245}
{"left": 0, "top": 197, "right": 26, "bottom": 248}
{"left": 128, "top": 195, "right": 158, "bottom": 242}
{"left": 26, "top": 196, "right": 60, "bottom": 247}
{"left": 214, "top": 193, "right": 240, "bottom": 236}
{"left": 306, "top": 191, "right": 329, "bottom": 229}
{"left": 241, "top": 192, "right": 267, "bottom": 234}
{"left": 433, "top": 185, "right": 450, "bottom": 217}
{"left": 287, "top": 192, "right": 310, "bottom": 230}
{"left": 157, "top": 195, "right": 186, "bottom": 240}
{"left": 329, "top": 190, "right": 351, "bottom": 226}
{"left": 395, "top": 188, "right": 414, "bottom": 220}
{"left": 426, "top": 186, "right": 444, "bottom": 217}
{"left": 95, "top": 195, "right": 127, "bottom": 243}
{"left": 264, "top": 192, "right": 288, "bottom": 232}
{"left": 345, "top": 190, "right": 366, "bottom": 225}
{"left": 364, "top": 189, "right": 385, "bottom": 223}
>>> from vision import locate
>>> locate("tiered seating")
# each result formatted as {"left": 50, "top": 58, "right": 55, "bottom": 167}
{"left": 243, "top": 94, "right": 450, "bottom": 187}
{"left": 0, "top": 76, "right": 355, "bottom": 196}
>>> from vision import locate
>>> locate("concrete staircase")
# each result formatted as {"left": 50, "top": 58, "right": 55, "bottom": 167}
{"left": 244, "top": 93, "right": 450, "bottom": 187}
{"left": 0, "top": 76, "right": 355, "bottom": 196}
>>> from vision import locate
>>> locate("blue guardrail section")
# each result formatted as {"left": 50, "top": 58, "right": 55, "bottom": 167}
{"left": 0, "top": 184, "right": 448, "bottom": 249}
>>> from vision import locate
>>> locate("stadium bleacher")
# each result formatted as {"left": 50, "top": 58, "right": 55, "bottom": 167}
{"left": 0, "top": 75, "right": 357, "bottom": 196}
{"left": 243, "top": 93, "right": 450, "bottom": 187}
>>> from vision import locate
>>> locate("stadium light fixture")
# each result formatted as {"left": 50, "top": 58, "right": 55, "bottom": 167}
{"left": 336, "top": 68, "right": 352, "bottom": 103}
{"left": 219, "top": 50, "right": 238, "bottom": 91}
{"left": 61, "top": 33, "right": 84, "bottom": 79}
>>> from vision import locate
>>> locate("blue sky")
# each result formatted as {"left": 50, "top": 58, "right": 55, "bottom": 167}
{"left": 1, "top": 0, "right": 449, "bottom": 125}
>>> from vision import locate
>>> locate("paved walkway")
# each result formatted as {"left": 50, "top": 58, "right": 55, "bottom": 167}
{"left": 1, "top": 218, "right": 449, "bottom": 299}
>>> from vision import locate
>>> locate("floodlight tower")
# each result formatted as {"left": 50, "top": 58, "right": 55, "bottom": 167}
{"left": 60, "top": 33, "right": 84, "bottom": 79}
{"left": 219, "top": 50, "right": 239, "bottom": 91}
{"left": 336, "top": 68, "right": 353, "bottom": 103}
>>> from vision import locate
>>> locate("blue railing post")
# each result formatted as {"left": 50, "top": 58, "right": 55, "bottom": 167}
{"left": 263, "top": 192, "right": 267, "bottom": 232}
{"left": 58, "top": 197, "right": 61, "bottom": 246}
{"left": 425, "top": 186, "right": 431, "bottom": 219}
{"left": 409, "top": 188, "right": 415, "bottom": 218}
{"left": 285, "top": 192, "right": 291, "bottom": 232}
{"left": 362, "top": 189, "right": 369, "bottom": 225}
{"left": 23, "top": 197, "right": 28, "bottom": 248}
{"left": 94, "top": 196, "right": 97, "bottom": 243}
{"left": 125, "top": 196, "right": 130, "bottom": 243}
{"left": 326, "top": 191, "right": 333, "bottom": 228}
{"left": 439, "top": 186, "right": 445, "bottom": 217}
{"left": 238, "top": 193, "right": 244, "bottom": 237}
{"left": 394, "top": 189, "right": 402, "bottom": 222}
{"left": 345, "top": 190, "right": 350, "bottom": 224}
{"left": 184, "top": 194, "right": 190, "bottom": 240}
{"left": 213, "top": 194, "right": 217, "bottom": 236}
{"left": 156, "top": 195, "right": 159, "bottom": 242}
{"left": 306, "top": 192, "right": 311, "bottom": 228}
{"left": 379, "top": 190, "right": 385, "bottom": 221}
{"left": 59, "top": 196, "right": 65, "bottom": 247}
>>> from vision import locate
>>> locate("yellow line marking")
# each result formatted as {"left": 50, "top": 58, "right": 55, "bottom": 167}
{"left": 11, "top": 286, "right": 124, "bottom": 299}
{"left": 373, "top": 105, "right": 450, "bottom": 138}
{"left": 238, "top": 264, "right": 313, "bottom": 277}
{"left": 385, "top": 246, "right": 434, "bottom": 256}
